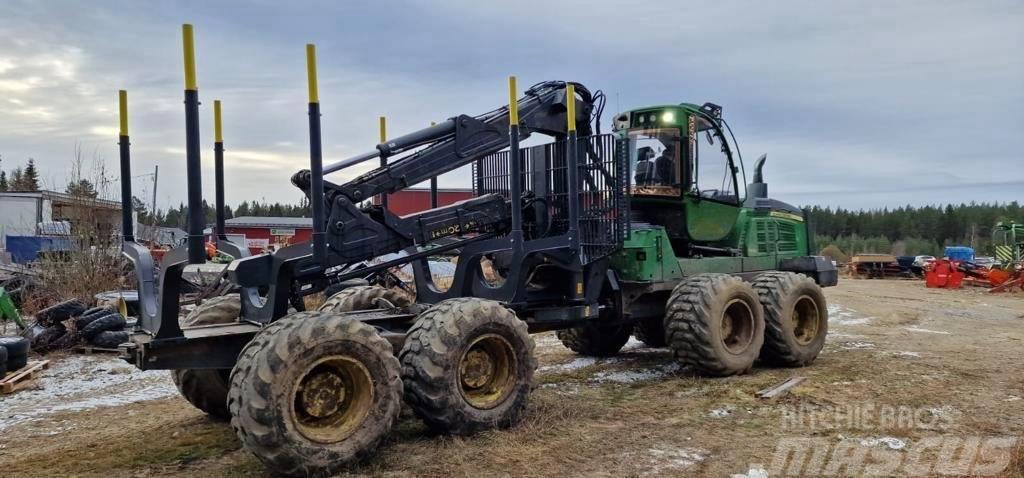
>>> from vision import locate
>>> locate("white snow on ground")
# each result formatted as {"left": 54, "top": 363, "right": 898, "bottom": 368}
{"left": 0, "top": 355, "right": 177, "bottom": 432}
{"left": 828, "top": 303, "right": 874, "bottom": 326}
{"left": 838, "top": 341, "right": 875, "bottom": 349}
{"left": 590, "top": 362, "right": 680, "bottom": 383}
{"left": 860, "top": 436, "right": 907, "bottom": 450}
{"left": 709, "top": 406, "right": 734, "bottom": 418}
{"left": 893, "top": 351, "right": 922, "bottom": 358}
{"left": 731, "top": 466, "right": 769, "bottom": 478}
{"left": 537, "top": 357, "right": 601, "bottom": 374}
{"left": 904, "top": 326, "right": 951, "bottom": 335}
{"left": 621, "top": 446, "right": 709, "bottom": 474}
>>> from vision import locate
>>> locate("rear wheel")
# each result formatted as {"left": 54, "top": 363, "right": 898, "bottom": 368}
{"left": 319, "top": 285, "right": 410, "bottom": 313}
{"left": 665, "top": 273, "right": 765, "bottom": 376}
{"left": 752, "top": 271, "right": 828, "bottom": 366}
{"left": 556, "top": 322, "right": 632, "bottom": 357}
{"left": 400, "top": 298, "right": 536, "bottom": 435}
{"left": 229, "top": 311, "right": 402, "bottom": 477}
{"left": 171, "top": 294, "right": 240, "bottom": 420}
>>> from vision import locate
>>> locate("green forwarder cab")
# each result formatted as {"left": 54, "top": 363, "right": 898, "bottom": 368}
{"left": 560, "top": 102, "right": 837, "bottom": 372}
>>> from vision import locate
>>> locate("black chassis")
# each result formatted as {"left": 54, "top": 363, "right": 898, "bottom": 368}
{"left": 121, "top": 81, "right": 630, "bottom": 371}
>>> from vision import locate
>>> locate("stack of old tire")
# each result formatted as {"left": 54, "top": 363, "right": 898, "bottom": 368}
{"left": 30, "top": 299, "right": 129, "bottom": 352}
{"left": 0, "top": 336, "right": 31, "bottom": 378}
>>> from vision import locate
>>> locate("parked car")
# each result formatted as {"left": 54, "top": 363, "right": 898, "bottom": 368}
{"left": 913, "top": 255, "right": 936, "bottom": 268}
{"left": 972, "top": 256, "right": 1001, "bottom": 269}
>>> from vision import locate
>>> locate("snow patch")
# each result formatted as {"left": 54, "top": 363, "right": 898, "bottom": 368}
{"left": 709, "top": 406, "right": 734, "bottom": 418}
{"left": 0, "top": 355, "right": 177, "bottom": 432}
{"left": 860, "top": 437, "right": 907, "bottom": 450}
{"left": 904, "top": 327, "right": 951, "bottom": 335}
{"left": 731, "top": 466, "right": 770, "bottom": 478}
{"left": 893, "top": 351, "right": 921, "bottom": 358}
{"left": 537, "top": 357, "right": 600, "bottom": 374}
{"left": 838, "top": 341, "right": 875, "bottom": 349}
{"left": 828, "top": 303, "right": 873, "bottom": 325}
{"left": 591, "top": 362, "right": 680, "bottom": 383}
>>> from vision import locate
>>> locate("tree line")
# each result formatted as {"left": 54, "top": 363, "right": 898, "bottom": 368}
{"left": 807, "top": 202, "right": 1023, "bottom": 261}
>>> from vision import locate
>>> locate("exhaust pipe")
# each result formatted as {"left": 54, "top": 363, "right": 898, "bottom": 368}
{"left": 182, "top": 24, "right": 206, "bottom": 264}
{"left": 748, "top": 154, "right": 768, "bottom": 201}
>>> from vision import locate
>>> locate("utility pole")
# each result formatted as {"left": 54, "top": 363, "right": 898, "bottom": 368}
{"left": 151, "top": 165, "right": 159, "bottom": 227}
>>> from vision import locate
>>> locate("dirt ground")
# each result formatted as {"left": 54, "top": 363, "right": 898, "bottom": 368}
{"left": 1, "top": 279, "right": 1022, "bottom": 477}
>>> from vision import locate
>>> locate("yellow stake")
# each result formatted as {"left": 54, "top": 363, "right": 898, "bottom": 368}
{"left": 118, "top": 90, "right": 128, "bottom": 136}
{"left": 305, "top": 44, "right": 319, "bottom": 104}
{"left": 182, "top": 24, "right": 198, "bottom": 91}
{"left": 508, "top": 76, "right": 518, "bottom": 126}
{"left": 213, "top": 100, "right": 223, "bottom": 142}
{"left": 566, "top": 83, "right": 576, "bottom": 132}
{"left": 379, "top": 116, "right": 387, "bottom": 143}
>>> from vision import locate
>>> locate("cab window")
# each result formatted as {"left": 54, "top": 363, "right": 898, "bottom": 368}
{"left": 693, "top": 120, "right": 738, "bottom": 203}
{"left": 628, "top": 128, "right": 681, "bottom": 196}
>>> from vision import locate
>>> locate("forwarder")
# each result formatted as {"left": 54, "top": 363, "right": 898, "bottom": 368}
{"left": 117, "top": 25, "right": 837, "bottom": 476}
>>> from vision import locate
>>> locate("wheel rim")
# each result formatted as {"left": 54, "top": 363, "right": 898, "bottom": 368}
{"left": 792, "top": 295, "right": 821, "bottom": 345}
{"left": 720, "top": 298, "right": 755, "bottom": 354}
{"left": 292, "top": 355, "right": 374, "bottom": 443}
{"left": 458, "top": 334, "right": 516, "bottom": 409}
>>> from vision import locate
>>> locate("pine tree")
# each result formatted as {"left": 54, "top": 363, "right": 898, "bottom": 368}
{"left": 0, "top": 171, "right": 7, "bottom": 191}
{"left": 9, "top": 167, "right": 24, "bottom": 191}
{"left": 23, "top": 158, "right": 40, "bottom": 191}
{"left": 66, "top": 178, "right": 98, "bottom": 198}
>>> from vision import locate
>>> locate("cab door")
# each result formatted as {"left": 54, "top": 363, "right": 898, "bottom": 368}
{"left": 684, "top": 119, "right": 742, "bottom": 242}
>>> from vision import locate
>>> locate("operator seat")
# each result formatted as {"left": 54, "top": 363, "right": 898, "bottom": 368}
{"left": 634, "top": 147, "right": 655, "bottom": 184}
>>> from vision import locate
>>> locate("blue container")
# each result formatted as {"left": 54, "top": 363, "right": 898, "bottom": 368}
{"left": 944, "top": 246, "right": 974, "bottom": 262}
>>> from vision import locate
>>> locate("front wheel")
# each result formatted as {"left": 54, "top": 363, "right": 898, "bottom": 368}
{"left": 228, "top": 311, "right": 403, "bottom": 477}
{"left": 665, "top": 273, "right": 765, "bottom": 376}
{"left": 400, "top": 298, "right": 536, "bottom": 435}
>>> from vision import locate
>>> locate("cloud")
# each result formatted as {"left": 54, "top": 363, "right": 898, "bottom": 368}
{"left": 0, "top": 0, "right": 1020, "bottom": 212}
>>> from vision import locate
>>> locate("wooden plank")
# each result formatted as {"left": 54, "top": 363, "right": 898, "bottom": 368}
{"left": 0, "top": 360, "right": 50, "bottom": 394}
{"left": 756, "top": 376, "right": 806, "bottom": 399}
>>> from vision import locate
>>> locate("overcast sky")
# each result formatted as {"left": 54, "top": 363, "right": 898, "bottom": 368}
{"left": 0, "top": 0, "right": 1021, "bottom": 211}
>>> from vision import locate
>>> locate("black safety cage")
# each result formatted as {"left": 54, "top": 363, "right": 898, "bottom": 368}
{"left": 473, "top": 133, "right": 629, "bottom": 263}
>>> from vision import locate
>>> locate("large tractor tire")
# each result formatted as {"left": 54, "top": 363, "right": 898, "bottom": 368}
{"left": 319, "top": 285, "right": 410, "bottom": 313}
{"left": 170, "top": 294, "right": 240, "bottom": 420}
{"left": 556, "top": 322, "right": 633, "bottom": 357}
{"left": 633, "top": 317, "right": 667, "bottom": 347}
{"left": 0, "top": 346, "right": 7, "bottom": 378}
{"left": 80, "top": 313, "right": 126, "bottom": 340}
{"left": 400, "top": 298, "right": 536, "bottom": 435}
{"left": 229, "top": 311, "right": 402, "bottom": 477}
{"left": 665, "top": 273, "right": 765, "bottom": 376}
{"left": 752, "top": 271, "right": 828, "bottom": 366}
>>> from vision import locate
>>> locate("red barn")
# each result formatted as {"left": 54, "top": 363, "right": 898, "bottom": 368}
{"left": 372, "top": 188, "right": 474, "bottom": 216}
{"left": 224, "top": 188, "right": 473, "bottom": 254}
{"left": 223, "top": 216, "right": 313, "bottom": 254}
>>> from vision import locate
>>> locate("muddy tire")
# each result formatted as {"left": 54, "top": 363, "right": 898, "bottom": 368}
{"left": 400, "top": 298, "right": 536, "bottom": 435}
{"left": 91, "top": 330, "right": 129, "bottom": 349}
{"left": 633, "top": 317, "right": 667, "bottom": 347}
{"left": 229, "top": 311, "right": 402, "bottom": 477}
{"left": 80, "top": 314, "right": 126, "bottom": 340}
{"left": 31, "top": 324, "right": 66, "bottom": 352}
{"left": 752, "top": 271, "right": 828, "bottom": 366}
{"left": 556, "top": 322, "right": 632, "bottom": 357}
{"left": 319, "top": 285, "right": 410, "bottom": 313}
{"left": 36, "top": 298, "right": 88, "bottom": 325}
{"left": 665, "top": 273, "right": 765, "bottom": 376}
{"left": 0, "top": 336, "right": 31, "bottom": 356}
{"left": 0, "top": 347, "right": 7, "bottom": 378}
{"left": 75, "top": 307, "right": 115, "bottom": 330}
{"left": 322, "top": 279, "right": 370, "bottom": 301}
{"left": 170, "top": 294, "right": 241, "bottom": 420}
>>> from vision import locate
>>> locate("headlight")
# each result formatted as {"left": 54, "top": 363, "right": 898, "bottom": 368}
{"left": 661, "top": 111, "right": 675, "bottom": 123}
